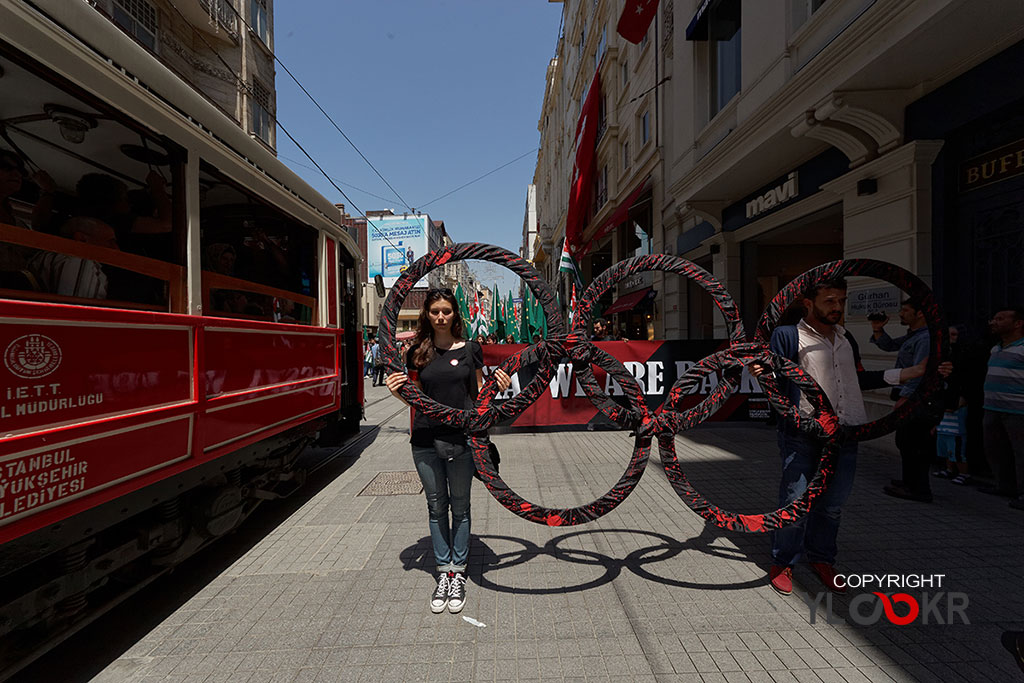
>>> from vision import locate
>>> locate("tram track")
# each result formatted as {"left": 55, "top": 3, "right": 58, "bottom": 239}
{"left": 308, "top": 404, "right": 406, "bottom": 474}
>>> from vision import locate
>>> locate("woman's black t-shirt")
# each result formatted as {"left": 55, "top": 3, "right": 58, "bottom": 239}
{"left": 406, "top": 340, "right": 483, "bottom": 447}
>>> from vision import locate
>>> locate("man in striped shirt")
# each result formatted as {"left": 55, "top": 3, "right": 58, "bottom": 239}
{"left": 982, "top": 307, "right": 1024, "bottom": 510}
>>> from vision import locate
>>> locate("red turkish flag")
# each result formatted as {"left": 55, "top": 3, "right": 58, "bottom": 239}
{"left": 564, "top": 71, "right": 601, "bottom": 256}
{"left": 617, "top": 0, "right": 659, "bottom": 44}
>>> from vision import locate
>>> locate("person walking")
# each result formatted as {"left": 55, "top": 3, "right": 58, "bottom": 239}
{"left": 363, "top": 335, "right": 375, "bottom": 378}
{"left": 979, "top": 307, "right": 1024, "bottom": 510}
{"left": 750, "top": 278, "right": 946, "bottom": 596}
{"left": 371, "top": 337, "right": 385, "bottom": 386}
{"left": 385, "top": 288, "right": 511, "bottom": 613}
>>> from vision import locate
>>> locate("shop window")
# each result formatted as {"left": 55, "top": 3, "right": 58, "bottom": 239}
{"left": 709, "top": 0, "right": 741, "bottom": 117}
{"left": 0, "top": 48, "right": 185, "bottom": 312}
{"left": 625, "top": 203, "right": 653, "bottom": 259}
{"left": 113, "top": 0, "right": 158, "bottom": 52}
{"left": 250, "top": 80, "right": 273, "bottom": 145}
{"left": 250, "top": 0, "right": 270, "bottom": 46}
{"left": 199, "top": 162, "right": 317, "bottom": 324}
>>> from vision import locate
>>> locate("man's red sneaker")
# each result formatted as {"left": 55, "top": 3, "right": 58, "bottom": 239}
{"left": 768, "top": 566, "right": 793, "bottom": 595}
{"left": 810, "top": 562, "right": 846, "bottom": 594}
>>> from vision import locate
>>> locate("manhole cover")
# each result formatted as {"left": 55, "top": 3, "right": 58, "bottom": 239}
{"left": 358, "top": 471, "right": 423, "bottom": 496}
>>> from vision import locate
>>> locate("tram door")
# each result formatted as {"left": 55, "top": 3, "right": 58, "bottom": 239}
{"left": 338, "top": 248, "right": 361, "bottom": 426}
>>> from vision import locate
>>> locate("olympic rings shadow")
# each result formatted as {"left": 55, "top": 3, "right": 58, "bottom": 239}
{"left": 398, "top": 525, "right": 769, "bottom": 595}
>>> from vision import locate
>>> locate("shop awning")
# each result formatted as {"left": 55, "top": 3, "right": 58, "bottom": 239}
{"left": 685, "top": 0, "right": 740, "bottom": 41}
{"left": 397, "top": 330, "right": 417, "bottom": 341}
{"left": 603, "top": 287, "right": 654, "bottom": 315}
{"left": 594, "top": 176, "right": 653, "bottom": 241}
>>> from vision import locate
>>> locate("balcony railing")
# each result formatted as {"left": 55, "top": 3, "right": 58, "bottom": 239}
{"left": 199, "top": 0, "right": 240, "bottom": 41}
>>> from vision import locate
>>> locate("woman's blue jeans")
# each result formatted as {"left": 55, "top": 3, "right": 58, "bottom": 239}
{"left": 771, "top": 430, "right": 858, "bottom": 568}
{"left": 412, "top": 441, "right": 473, "bottom": 574}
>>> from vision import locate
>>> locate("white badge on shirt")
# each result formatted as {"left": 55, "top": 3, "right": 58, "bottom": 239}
{"left": 449, "top": 358, "right": 459, "bottom": 366}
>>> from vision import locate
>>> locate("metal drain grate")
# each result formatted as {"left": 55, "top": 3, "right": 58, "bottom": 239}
{"left": 358, "top": 471, "right": 423, "bottom": 496}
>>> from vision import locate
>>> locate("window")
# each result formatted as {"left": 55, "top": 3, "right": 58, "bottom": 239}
{"left": 199, "top": 163, "right": 318, "bottom": 324}
{"left": 250, "top": 0, "right": 270, "bottom": 45}
{"left": 641, "top": 110, "right": 650, "bottom": 145}
{"left": 595, "top": 165, "right": 608, "bottom": 212}
{"left": 639, "top": 28, "right": 649, "bottom": 49}
{"left": 595, "top": 26, "right": 607, "bottom": 72}
{"left": 809, "top": 0, "right": 828, "bottom": 12}
{"left": 709, "top": 0, "right": 741, "bottom": 116}
{"left": 112, "top": 0, "right": 157, "bottom": 51}
{"left": 623, "top": 141, "right": 631, "bottom": 170}
{"left": 621, "top": 60, "right": 629, "bottom": 88}
{"left": 0, "top": 47, "right": 185, "bottom": 312}
{"left": 597, "top": 95, "right": 607, "bottom": 141}
{"left": 250, "top": 80, "right": 273, "bottom": 144}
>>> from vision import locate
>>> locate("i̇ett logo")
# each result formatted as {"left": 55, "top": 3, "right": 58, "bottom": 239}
{"left": 4, "top": 334, "right": 63, "bottom": 379}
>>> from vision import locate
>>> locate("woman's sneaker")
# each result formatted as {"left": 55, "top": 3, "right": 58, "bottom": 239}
{"left": 430, "top": 573, "right": 451, "bottom": 614}
{"left": 447, "top": 572, "right": 468, "bottom": 613}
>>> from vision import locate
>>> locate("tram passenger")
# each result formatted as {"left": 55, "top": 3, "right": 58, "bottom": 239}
{"left": 205, "top": 242, "right": 265, "bottom": 317}
{"left": 0, "top": 149, "right": 57, "bottom": 283}
{"left": 29, "top": 217, "right": 117, "bottom": 299}
{"left": 74, "top": 171, "right": 171, "bottom": 252}
{"left": 384, "top": 289, "right": 511, "bottom": 614}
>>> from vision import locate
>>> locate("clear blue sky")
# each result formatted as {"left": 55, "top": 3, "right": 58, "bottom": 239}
{"left": 274, "top": 1, "right": 565, "bottom": 290}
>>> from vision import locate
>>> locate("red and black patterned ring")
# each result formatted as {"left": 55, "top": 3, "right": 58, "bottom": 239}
{"left": 657, "top": 351, "right": 843, "bottom": 533}
{"left": 569, "top": 253, "right": 750, "bottom": 432}
{"left": 754, "top": 258, "right": 947, "bottom": 442}
{"left": 377, "top": 244, "right": 946, "bottom": 532}
{"left": 467, "top": 338, "right": 654, "bottom": 526}
{"left": 377, "top": 242, "right": 565, "bottom": 432}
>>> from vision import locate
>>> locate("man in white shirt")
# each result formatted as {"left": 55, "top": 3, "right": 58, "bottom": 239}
{"left": 30, "top": 217, "right": 118, "bottom": 299}
{"left": 751, "top": 278, "right": 940, "bottom": 597}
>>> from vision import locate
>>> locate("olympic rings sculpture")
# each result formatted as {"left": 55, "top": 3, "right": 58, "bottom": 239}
{"left": 377, "top": 243, "right": 947, "bottom": 533}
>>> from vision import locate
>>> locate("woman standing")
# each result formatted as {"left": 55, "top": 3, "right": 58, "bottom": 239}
{"left": 385, "top": 289, "right": 510, "bottom": 614}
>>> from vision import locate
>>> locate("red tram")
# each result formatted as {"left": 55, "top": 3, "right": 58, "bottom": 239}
{"left": 0, "top": 1, "right": 362, "bottom": 673}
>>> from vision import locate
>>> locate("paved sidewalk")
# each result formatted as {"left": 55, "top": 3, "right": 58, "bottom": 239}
{"left": 91, "top": 380, "right": 1023, "bottom": 682}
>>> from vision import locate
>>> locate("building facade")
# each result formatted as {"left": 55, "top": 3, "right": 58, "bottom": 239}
{"left": 532, "top": 0, "right": 1024, "bottom": 380}
{"left": 90, "top": 0, "right": 277, "bottom": 150}
{"left": 532, "top": 0, "right": 664, "bottom": 341}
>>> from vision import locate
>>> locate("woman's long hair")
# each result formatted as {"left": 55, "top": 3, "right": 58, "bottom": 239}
{"left": 411, "top": 289, "right": 465, "bottom": 369}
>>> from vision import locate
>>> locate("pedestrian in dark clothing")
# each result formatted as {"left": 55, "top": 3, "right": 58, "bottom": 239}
{"left": 871, "top": 299, "right": 937, "bottom": 502}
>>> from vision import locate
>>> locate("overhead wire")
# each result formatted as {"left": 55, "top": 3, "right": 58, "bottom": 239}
{"left": 163, "top": 0, "right": 401, "bottom": 250}
{"left": 417, "top": 148, "right": 538, "bottom": 209}
{"left": 215, "top": 0, "right": 414, "bottom": 214}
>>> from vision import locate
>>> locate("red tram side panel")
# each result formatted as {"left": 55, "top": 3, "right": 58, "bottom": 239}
{"left": 0, "top": 300, "right": 344, "bottom": 545}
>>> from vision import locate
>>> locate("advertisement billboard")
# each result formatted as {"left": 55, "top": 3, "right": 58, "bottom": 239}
{"left": 366, "top": 215, "right": 429, "bottom": 287}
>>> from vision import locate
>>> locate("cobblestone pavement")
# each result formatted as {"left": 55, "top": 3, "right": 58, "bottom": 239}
{"left": 87, "top": 380, "right": 1023, "bottom": 682}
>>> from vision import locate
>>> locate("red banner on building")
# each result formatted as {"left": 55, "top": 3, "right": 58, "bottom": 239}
{"left": 482, "top": 340, "right": 768, "bottom": 429}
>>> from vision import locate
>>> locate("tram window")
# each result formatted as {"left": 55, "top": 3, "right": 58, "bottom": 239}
{"left": 0, "top": 50, "right": 186, "bottom": 311}
{"left": 199, "top": 163, "right": 318, "bottom": 324}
